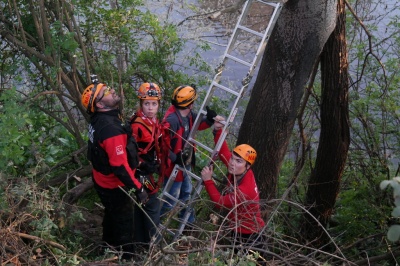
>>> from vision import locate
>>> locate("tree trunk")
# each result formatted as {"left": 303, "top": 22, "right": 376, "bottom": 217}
{"left": 302, "top": 0, "right": 350, "bottom": 244}
{"left": 237, "top": 0, "right": 337, "bottom": 201}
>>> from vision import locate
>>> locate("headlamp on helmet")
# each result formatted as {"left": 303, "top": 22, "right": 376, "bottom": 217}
{"left": 137, "top": 82, "right": 162, "bottom": 100}
{"left": 81, "top": 74, "right": 106, "bottom": 114}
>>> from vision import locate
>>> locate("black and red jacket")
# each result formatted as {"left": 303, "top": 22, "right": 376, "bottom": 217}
{"left": 161, "top": 105, "right": 212, "bottom": 182}
{"left": 87, "top": 109, "right": 142, "bottom": 190}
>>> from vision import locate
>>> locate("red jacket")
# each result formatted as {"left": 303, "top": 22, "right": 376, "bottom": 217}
{"left": 161, "top": 105, "right": 212, "bottom": 182}
{"left": 130, "top": 110, "right": 162, "bottom": 194}
{"left": 203, "top": 130, "right": 265, "bottom": 234}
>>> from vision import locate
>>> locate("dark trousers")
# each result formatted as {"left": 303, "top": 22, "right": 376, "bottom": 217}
{"left": 232, "top": 232, "right": 267, "bottom": 265}
{"left": 133, "top": 192, "right": 160, "bottom": 250}
{"left": 94, "top": 183, "right": 134, "bottom": 258}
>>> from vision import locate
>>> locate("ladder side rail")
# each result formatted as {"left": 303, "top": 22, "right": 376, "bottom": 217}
{"left": 159, "top": 165, "right": 180, "bottom": 199}
{"left": 188, "top": 77, "right": 243, "bottom": 144}
{"left": 186, "top": 0, "right": 261, "bottom": 144}
{"left": 158, "top": 165, "right": 193, "bottom": 209}
{"left": 223, "top": 0, "right": 253, "bottom": 56}
{"left": 186, "top": 81, "right": 222, "bottom": 145}
{"left": 237, "top": 3, "right": 283, "bottom": 86}
{"left": 175, "top": 176, "right": 206, "bottom": 240}
{"left": 188, "top": 1, "right": 282, "bottom": 145}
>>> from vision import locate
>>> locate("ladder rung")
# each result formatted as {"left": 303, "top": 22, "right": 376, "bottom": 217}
{"left": 211, "top": 81, "right": 241, "bottom": 97}
{"left": 257, "top": 0, "right": 283, "bottom": 6}
{"left": 158, "top": 223, "right": 175, "bottom": 236}
{"left": 187, "top": 138, "right": 213, "bottom": 153}
{"left": 186, "top": 171, "right": 203, "bottom": 182}
{"left": 225, "top": 54, "right": 252, "bottom": 68}
{"left": 237, "top": 25, "right": 264, "bottom": 38}
{"left": 162, "top": 191, "right": 185, "bottom": 207}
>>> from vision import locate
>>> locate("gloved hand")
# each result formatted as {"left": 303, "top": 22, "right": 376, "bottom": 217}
{"left": 135, "top": 186, "right": 149, "bottom": 205}
{"left": 139, "top": 161, "right": 159, "bottom": 175}
{"left": 206, "top": 106, "right": 217, "bottom": 123}
{"left": 173, "top": 151, "right": 189, "bottom": 166}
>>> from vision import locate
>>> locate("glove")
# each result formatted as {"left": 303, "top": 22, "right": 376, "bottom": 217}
{"left": 139, "top": 161, "right": 159, "bottom": 175}
{"left": 135, "top": 186, "right": 149, "bottom": 205}
{"left": 174, "top": 151, "right": 189, "bottom": 166}
{"left": 206, "top": 106, "right": 217, "bottom": 123}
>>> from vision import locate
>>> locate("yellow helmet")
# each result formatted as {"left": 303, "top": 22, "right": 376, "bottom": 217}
{"left": 171, "top": 85, "right": 198, "bottom": 107}
{"left": 137, "top": 82, "right": 162, "bottom": 100}
{"left": 81, "top": 82, "right": 106, "bottom": 114}
{"left": 233, "top": 144, "right": 257, "bottom": 165}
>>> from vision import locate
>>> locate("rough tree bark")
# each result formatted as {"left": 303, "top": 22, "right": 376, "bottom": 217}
{"left": 302, "top": 0, "right": 350, "bottom": 244}
{"left": 237, "top": 0, "right": 337, "bottom": 201}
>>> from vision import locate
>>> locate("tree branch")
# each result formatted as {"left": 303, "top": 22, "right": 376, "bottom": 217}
{"left": 344, "top": 0, "right": 388, "bottom": 91}
{"left": 17, "top": 232, "right": 66, "bottom": 251}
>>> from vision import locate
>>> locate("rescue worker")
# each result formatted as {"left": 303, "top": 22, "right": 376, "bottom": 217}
{"left": 130, "top": 82, "right": 163, "bottom": 251}
{"left": 81, "top": 77, "right": 148, "bottom": 260}
{"left": 200, "top": 123, "right": 266, "bottom": 263}
{"left": 160, "top": 85, "right": 218, "bottom": 224}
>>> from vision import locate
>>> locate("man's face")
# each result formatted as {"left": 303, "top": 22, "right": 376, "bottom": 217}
{"left": 96, "top": 86, "right": 121, "bottom": 109}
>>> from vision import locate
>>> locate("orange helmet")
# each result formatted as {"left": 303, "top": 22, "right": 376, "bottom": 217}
{"left": 137, "top": 82, "right": 162, "bottom": 100}
{"left": 233, "top": 144, "right": 257, "bottom": 165}
{"left": 81, "top": 82, "right": 106, "bottom": 114}
{"left": 171, "top": 85, "right": 198, "bottom": 107}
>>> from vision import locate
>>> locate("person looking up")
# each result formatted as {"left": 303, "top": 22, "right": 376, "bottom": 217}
{"left": 200, "top": 123, "right": 266, "bottom": 264}
{"left": 81, "top": 76, "right": 148, "bottom": 260}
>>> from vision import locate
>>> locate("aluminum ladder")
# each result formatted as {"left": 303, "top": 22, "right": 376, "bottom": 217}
{"left": 158, "top": 0, "right": 284, "bottom": 241}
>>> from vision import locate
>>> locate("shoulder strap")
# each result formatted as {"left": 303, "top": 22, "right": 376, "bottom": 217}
{"left": 130, "top": 115, "right": 155, "bottom": 155}
{"left": 131, "top": 115, "right": 153, "bottom": 133}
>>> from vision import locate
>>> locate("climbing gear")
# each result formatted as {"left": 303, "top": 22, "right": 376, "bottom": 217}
{"left": 171, "top": 85, "right": 198, "bottom": 107}
{"left": 81, "top": 74, "right": 107, "bottom": 114}
{"left": 233, "top": 144, "right": 257, "bottom": 165}
{"left": 137, "top": 82, "right": 162, "bottom": 100}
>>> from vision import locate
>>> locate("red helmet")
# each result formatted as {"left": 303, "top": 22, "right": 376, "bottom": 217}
{"left": 81, "top": 83, "right": 106, "bottom": 114}
{"left": 233, "top": 144, "right": 257, "bottom": 165}
{"left": 137, "top": 82, "right": 162, "bottom": 100}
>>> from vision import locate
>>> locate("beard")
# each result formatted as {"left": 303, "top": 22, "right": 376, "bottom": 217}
{"left": 101, "top": 94, "right": 121, "bottom": 110}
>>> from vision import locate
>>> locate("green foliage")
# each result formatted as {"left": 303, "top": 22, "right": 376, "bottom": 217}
{"left": 0, "top": 88, "right": 79, "bottom": 176}
{"left": 332, "top": 176, "right": 390, "bottom": 242}
{"left": 380, "top": 177, "right": 400, "bottom": 242}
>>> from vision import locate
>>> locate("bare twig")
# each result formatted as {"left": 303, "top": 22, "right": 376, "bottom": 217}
{"left": 17, "top": 232, "right": 66, "bottom": 251}
{"left": 344, "top": 0, "right": 388, "bottom": 92}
